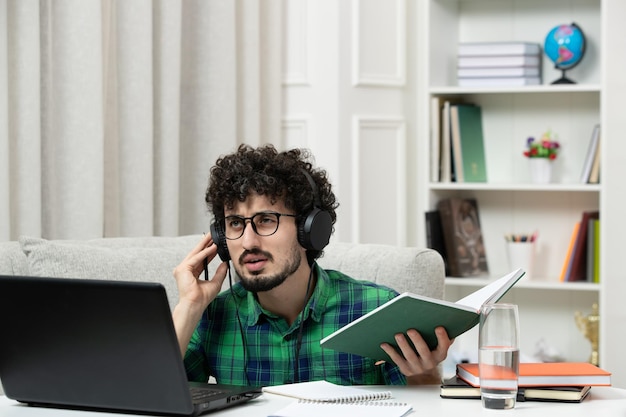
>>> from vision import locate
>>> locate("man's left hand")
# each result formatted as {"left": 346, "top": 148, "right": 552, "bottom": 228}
{"left": 380, "top": 326, "right": 453, "bottom": 385}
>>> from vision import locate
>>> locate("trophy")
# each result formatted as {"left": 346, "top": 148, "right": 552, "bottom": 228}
{"left": 575, "top": 303, "right": 599, "bottom": 366}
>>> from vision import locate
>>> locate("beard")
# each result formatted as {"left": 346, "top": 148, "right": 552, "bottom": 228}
{"left": 235, "top": 245, "right": 303, "bottom": 293}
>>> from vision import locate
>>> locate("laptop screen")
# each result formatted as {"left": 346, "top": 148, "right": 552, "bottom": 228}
{"left": 0, "top": 275, "right": 260, "bottom": 416}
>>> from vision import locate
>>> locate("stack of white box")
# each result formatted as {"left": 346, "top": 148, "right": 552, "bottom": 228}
{"left": 457, "top": 42, "right": 542, "bottom": 87}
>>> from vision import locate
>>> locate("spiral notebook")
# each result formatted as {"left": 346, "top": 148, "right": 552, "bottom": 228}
{"left": 269, "top": 399, "right": 413, "bottom": 417}
{"left": 262, "top": 380, "right": 392, "bottom": 402}
{"left": 263, "top": 381, "right": 412, "bottom": 417}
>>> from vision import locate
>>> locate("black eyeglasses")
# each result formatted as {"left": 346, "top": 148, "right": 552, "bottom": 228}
{"left": 223, "top": 212, "right": 297, "bottom": 240}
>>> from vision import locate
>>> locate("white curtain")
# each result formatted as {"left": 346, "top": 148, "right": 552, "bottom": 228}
{"left": 0, "top": 0, "right": 282, "bottom": 240}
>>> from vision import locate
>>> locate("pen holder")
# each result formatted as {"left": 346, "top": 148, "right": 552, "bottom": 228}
{"left": 506, "top": 241, "right": 534, "bottom": 279}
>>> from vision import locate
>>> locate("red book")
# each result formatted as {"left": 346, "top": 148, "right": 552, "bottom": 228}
{"left": 457, "top": 362, "right": 611, "bottom": 387}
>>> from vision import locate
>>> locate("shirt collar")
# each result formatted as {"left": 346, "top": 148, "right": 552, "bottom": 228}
{"left": 236, "top": 263, "right": 332, "bottom": 327}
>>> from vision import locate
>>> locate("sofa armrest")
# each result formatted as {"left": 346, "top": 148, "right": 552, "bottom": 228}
{"left": 0, "top": 242, "right": 29, "bottom": 276}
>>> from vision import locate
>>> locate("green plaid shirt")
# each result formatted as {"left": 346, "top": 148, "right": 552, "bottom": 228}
{"left": 183, "top": 264, "right": 406, "bottom": 386}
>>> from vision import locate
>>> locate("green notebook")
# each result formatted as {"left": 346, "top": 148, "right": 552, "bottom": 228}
{"left": 320, "top": 269, "right": 524, "bottom": 361}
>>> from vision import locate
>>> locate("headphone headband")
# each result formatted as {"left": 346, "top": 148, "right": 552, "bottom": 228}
{"left": 299, "top": 168, "right": 322, "bottom": 209}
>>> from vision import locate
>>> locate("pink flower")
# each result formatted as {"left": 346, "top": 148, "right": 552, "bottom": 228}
{"left": 524, "top": 131, "right": 560, "bottom": 160}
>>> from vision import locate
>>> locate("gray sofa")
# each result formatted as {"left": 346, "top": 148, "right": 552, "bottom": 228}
{"left": 0, "top": 235, "right": 445, "bottom": 395}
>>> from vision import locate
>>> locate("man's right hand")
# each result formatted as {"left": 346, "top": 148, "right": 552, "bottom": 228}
{"left": 171, "top": 233, "right": 229, "bottom": 356}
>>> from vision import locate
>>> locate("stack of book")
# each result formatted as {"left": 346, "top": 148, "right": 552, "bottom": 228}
{"left": 560, "top": 210, "right": 600, "bottom": 282}
{"left": 441, "top": 361, "right": 612, "bottom": 403}
{"left": 457, "top": 41, "right": 542, "bottom": 87}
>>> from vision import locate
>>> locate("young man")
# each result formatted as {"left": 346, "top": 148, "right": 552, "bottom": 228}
{"left": 172, "top": 144, "right": 452, "bottom": 387}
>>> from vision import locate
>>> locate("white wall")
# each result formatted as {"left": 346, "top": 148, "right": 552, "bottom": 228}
{"left": 282, "top": 0, "right": 415, "bottom": 246}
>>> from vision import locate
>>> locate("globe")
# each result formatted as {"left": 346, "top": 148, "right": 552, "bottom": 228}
{"left": 544, "top": 23, "right": 586, "bottom": 84}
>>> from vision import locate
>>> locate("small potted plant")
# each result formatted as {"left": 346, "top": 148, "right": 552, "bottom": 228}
{"left": 524, "top": 130, "right": 560, "bottom": 183}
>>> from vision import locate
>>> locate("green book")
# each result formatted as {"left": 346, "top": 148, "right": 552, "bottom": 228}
{"left": 593, "top": 219, "right": 600, "bottom": 283}
{"left": 586, "top": 217, "right": 596, "bottom": 282}
{"left": 450, "top": 104, "right": 487, "bottom": 182}
{"left": 320, "top": 269, "right": 524, "bottom": 361}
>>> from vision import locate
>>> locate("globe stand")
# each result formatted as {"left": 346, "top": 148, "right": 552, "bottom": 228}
{"left": 551, "top": 68, "right": 576, "bottom": 84}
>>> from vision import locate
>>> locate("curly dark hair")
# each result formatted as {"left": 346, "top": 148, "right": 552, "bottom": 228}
{"left": 205, "top": 144, "right": 339, "bottom": 261}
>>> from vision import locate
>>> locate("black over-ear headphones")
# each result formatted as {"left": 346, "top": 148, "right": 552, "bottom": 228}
{"left": 297, "top": 169, "right": 333, "bottom": 252}
{"left": 209, "top": 168, "right": 332, "bottom": 262}
{"left": 210, "top": 220, "right": 230, "bottom": 262}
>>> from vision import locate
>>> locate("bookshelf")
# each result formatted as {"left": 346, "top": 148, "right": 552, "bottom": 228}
{"left": 415, "top": 0, "right": 622, "bottom": 376}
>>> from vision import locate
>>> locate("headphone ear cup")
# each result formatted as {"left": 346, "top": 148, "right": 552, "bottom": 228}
{"left": 210, "top": 222, "right": 231, "bottom": 262}
{"left": 297, "top": 207, "right": 333, "bottom": 251}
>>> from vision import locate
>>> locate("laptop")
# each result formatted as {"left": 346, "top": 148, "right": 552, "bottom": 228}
{"left": 0, "top": 275, "right": 262, "bottom": 416}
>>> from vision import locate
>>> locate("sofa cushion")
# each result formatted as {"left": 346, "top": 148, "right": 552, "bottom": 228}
{"left": 19, "top": 235, "right": 210, "bottom": 310}
{"left": 15, "top": 236, "right": 444, "bottom": 310}
{"left": 317, "top": 242, "right": 444, "bottom": 299}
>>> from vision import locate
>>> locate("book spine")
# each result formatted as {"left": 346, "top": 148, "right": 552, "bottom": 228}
{"left": 579, "top": 124, "right": 600, "bottom": 183}
{"left": 593, "top": 219, "right": 600, "bottom": 283}
{"left": 588, "top": 132, "right": 601, "bottom": 184}
{"left": 437, "top": 199, "right": 458, "bottom": 276}
{"left": 440, "top": 101, "right": 452, "bottom": 183}
{"left": 458, "top": 42, "right": 541, "bottom": 56}
{"left": 456, "top": 104, "right": 487, "bottom": 183}
{"left": 457, "top": 67, "right": 540, "bottom": 78}
{"left": 430, "top": 96, "right": 442, "bottom": 182}
{"left": 424, "top": 210, "right": 450, "bottom": 275}
{"left": 569, "top": 211, "right": 600, "bottom": 281}
{"left": 458, "top": 55, "right": 541, "bottom": 68}
{"left": 559, "top": 222, "right": 580, "bottom": 282}
{"left": 586, "top": 217, "right": 595, "bottom": 282}
{"left": 457, "top": 77, "right": 541, "bottom": 87}
{"left": 450, "top": 105, "right": 464, "bottom": 182}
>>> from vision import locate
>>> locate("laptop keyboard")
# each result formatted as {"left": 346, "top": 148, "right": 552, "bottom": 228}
{"left": 190, "top": 387, "right": 225, "bottom": 402}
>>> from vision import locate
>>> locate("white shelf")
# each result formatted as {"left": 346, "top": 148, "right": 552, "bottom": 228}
{"left": 445, "top": 277, "right": 600, "bottom": 292}
{"left": 430, "top": 84, "right": 601, "bottom": 95}
{"left": 429, "top": 183, "right": 601, "bottom": 192}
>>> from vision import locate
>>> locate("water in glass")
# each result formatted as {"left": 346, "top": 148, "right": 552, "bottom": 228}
{"left": 479, "top": 346, "right": 520, "bottom": 409}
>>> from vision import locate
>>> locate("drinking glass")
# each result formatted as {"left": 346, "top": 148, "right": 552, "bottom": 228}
{"left": 478, "top": 303, "right": 520, "bottom": 410}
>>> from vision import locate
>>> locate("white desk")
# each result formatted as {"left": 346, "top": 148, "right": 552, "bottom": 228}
{"left": 2, "top": 386, "right": 626, "bottom": 416}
